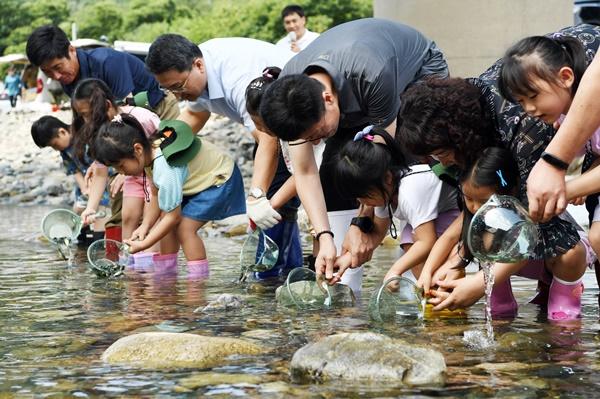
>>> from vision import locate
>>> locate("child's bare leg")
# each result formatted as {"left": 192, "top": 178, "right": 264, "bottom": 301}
{"left": 160, "top": 228, "right": 180, "bottom": 255}
{"left": 122, "top": 196, "right": 144, "bottom": 240}
{"left": 177, "top": 217, "right": 207, "bottom": 261}
{"left": 546, "top": 243, "right": 587, "bottom": 282}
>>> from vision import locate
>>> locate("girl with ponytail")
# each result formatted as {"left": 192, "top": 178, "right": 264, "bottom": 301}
{"left": 329, "top": 125, "right": 460, "bottom": 284}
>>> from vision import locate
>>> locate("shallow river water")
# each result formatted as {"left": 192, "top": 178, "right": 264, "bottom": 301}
{"left": 2, "top": 205, "right": 600, "bottom": 398}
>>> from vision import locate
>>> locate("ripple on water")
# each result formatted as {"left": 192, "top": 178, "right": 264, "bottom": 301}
{"left": 1, "top": 205, "right": 600, "bottom": 397}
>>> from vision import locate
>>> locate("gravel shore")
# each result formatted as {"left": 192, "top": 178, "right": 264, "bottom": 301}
{"left": 0, "top": 104, "right": 255, "bottom": 207}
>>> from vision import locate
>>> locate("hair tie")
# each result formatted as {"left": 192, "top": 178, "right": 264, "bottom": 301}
{"left": 249, "top": 80, "right": 265, "bottom": 90}
{"left": 353, "top": 125, "right": 375, "bottom": 142}
{"left": 496, "top": 169, "right": 508, "bottom": 187}
{"left": 262, "top": 69, "right": 273, "bottom": 79}
{"left": 111, "top": 114, "right": 123, "bottom": 124}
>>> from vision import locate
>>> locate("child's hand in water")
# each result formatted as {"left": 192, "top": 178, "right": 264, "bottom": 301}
{"left": 123, "top": 239, "right": 146, "bottom": 254}
{"left": 416, "top": 273, "right": 431, "bottom": 295}
{"left": 384, "top": 268, "right": 401, "bottom": 286}
{"left": 320, "top": 252, "right": 352, "bottom": 285}
{"left": 428, "top": 272, "right": 485, "bottom": 311}
{"left": 431, "top": 262, "right": 465, "bottom": 291}
{"left": 80, "top": 207, "right": 97, "bottom": 225}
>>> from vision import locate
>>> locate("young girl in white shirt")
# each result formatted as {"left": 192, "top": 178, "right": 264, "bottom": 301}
{"left": 330, "top": 125, "right": 460, "bottom": 283}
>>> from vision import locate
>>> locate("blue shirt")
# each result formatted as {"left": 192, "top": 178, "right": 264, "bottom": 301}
{"left": 63, "top": 48, "right": 164, "bottom": 108}
{"left": 60, "top": 145, "right": 110, "bottom": 206}
{"left": 4, "top": 74, "right": 21, "bottom": 96}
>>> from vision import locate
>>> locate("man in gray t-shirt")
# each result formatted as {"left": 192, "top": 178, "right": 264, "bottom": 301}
{"left": 262, "top": 18, "right": 447, "bottom": 140}
{"left": 260, "top": 18, "right": 448, "bottom": 291}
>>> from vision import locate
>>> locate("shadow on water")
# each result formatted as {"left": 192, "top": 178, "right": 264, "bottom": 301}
{"left": 2, "top": 205, "right": 600, "bottom": 397}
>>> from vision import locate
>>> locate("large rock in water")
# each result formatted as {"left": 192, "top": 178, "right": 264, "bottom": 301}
{"left": 101, "top": 332, "right": 264, "bottom": 369}
{"left": 290, "top": 332, "right": 445, "bottom": 386}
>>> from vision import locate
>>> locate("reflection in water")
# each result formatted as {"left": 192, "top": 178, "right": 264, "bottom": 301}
{"left": 1, "top": 205, "right": 600, "bottom": 397}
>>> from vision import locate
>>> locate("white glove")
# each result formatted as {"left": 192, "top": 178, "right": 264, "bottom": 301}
{"left": 246, "top": 196, "right": 281, "bottom": 230}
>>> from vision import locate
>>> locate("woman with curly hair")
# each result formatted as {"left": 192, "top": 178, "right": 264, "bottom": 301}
{"left": 397, "top": 24, "right": 600, "bottom": 312}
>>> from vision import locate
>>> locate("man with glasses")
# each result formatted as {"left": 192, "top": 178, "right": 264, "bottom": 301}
{"left": 146, "top": 34, "right": 302, "bottom": 277}
{"left": 260, "top": 18, "right": 449, "bottom": 292}
{"left": 26, "top": 25, "right": 179, "bottom": 120}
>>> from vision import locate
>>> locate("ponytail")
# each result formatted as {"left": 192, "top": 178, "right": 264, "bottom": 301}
{"left": 245, "top": 66, "right": 282, "bottom": 116}
{"left": 71, "top": 78, "right": 119, "bottom": 162}
{"left": 499, "top": 35, "right": 587, "bottom": 102}
{"left": 333, "top": 126, "right": 408, "bottom": 201}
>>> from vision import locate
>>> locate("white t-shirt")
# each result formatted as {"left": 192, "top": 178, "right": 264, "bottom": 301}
{"left": 276, "top": 29, "right": 320, "bottom": 52}
{"left": 187, "top": 38, "right": 294, "bottom": 132}
{"left": 374, "top": 164, "right": 458, "bottom": 229}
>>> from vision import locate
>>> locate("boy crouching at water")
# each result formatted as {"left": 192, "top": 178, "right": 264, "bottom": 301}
{"left": 30, "top": 115, "right": 109, "bottom": 239}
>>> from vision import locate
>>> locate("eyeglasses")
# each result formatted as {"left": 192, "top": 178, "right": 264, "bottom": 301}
{"left": 160, "top": 70, "right": 192, "bottom": 94}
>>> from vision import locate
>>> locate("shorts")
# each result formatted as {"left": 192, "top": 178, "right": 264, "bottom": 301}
{"left": 123, "top": 175, "right": 152, "bottom": 199}
{"left": 399, "top": 209, "right": 460, "bottom": 245}
{"left": 180, "top": 165, "right": 246, "bottom": 221}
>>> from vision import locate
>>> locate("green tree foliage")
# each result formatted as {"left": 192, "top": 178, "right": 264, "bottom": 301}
{"left": 74, "top": 1, "right": 124, "bottom": 41}
{"left": 182, "top": 0, "right": 372, "bottom": 44}
{"left": 0, "top": 0, "right": 69, "bottom": 55}
{"left": 2, "top": 0, "right": 372, "bottom": 57}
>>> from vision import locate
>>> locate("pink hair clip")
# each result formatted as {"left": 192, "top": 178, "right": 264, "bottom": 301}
{"left": 353, "top": 125, "right": 375, "bottom": 142}
{"left": 262, "top": 68, "right": 273, "bottom": 79}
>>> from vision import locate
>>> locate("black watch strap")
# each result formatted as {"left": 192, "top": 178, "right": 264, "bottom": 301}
{"left": 351, "top": 216, "right": 374, "bottom": 233}
{"left": 541, "top": 151, "right": 569, "bottom": 171}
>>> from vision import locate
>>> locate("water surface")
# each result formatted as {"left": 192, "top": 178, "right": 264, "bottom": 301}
{"left": 1, "top": 205, "right": 599, "bottom": 397}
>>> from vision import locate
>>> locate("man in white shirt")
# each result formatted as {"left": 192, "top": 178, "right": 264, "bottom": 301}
{"left": 275, "top": 4, "right": 319, "bottom": 53}
{"left": 146, "top": 34, "right": 303, "bottom": 277}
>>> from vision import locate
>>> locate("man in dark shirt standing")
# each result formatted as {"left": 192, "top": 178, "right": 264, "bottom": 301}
{"left": 260, "top": 18, "right": 449, "bottom": 292}
{"left": 26, "top": 25, "right": 179, "bottom": 120}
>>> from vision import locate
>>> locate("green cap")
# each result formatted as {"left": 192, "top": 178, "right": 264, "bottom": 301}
{"left": 158, "top": 120, "right": 201, "bottom": 167}
{"left": 132, "top": 91, "right": 150, "bottom": 109}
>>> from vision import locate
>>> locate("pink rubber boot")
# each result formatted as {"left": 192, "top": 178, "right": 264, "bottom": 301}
{"left": 188, "top": 259, "right": 209, "bottom": 280}
{"left": 548, "top": 277, "right": 584, "bottom": 320}
{"left": 490, "top": 278, "right": 518, "bottom": 318}
{"left": 152, "top": 253, "right": 179, "bottom": 276}
{"left": 132, "top": 251, "right": 159, "bottom": 271}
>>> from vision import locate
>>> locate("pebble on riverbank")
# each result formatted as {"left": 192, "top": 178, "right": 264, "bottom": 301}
{"left": 0, "top": 108, "right": 256, "bottom": 232}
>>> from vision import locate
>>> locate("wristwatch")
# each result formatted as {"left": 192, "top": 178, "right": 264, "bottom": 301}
{"left": 248, "top": 187, "right": 266, "bottom": 199}
{"left": 350, "top": 216, "right": 374, "bottom": 233}
{"left": 540, "top": 151, "right": 569, "bottom": 171}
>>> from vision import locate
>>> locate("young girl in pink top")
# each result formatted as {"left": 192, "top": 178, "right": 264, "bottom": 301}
{"left": 71, "top": 78, "right": 160, "bottom": 243}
